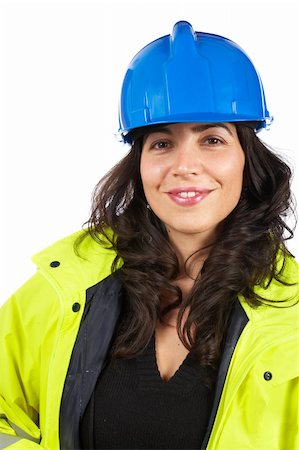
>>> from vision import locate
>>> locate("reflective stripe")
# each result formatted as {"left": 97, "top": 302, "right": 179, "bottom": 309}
{"left": 0, "top": 433, "right": 21, "bottom": 449}
{"left": 7, "top": 420, "right": 39, "bottom": 444}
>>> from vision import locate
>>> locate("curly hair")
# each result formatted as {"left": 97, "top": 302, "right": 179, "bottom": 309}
{"left": 78, "top": 124, "right": 295, "bottom": 371}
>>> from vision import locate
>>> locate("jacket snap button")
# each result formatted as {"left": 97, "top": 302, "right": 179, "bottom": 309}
{"left": 264, "top": 371, "right": 272, "bottom": 381}
{"left": 72, "top": 303, "right": 81, "bottom": 312}
{"left": 50, "top": 261, "right": 60, "bottom": 268}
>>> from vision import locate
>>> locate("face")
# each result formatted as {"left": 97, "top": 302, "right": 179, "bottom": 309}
{"left": 140, "top": 122, "right": 245, "bottom": 247}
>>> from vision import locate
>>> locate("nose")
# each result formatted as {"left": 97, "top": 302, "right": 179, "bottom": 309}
{"left": 172, "top": 145, "right": 203, "bottom": 177}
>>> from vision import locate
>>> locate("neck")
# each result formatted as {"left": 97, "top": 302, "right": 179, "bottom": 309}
{"left": 169, "top": 231, "right": 217, "bottom": 279}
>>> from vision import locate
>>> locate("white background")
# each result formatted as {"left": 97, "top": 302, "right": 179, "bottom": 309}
{"left": 1, "top": 0, "right": 298, "bottom": 303}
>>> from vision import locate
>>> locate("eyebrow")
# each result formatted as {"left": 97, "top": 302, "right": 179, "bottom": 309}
{"left": 144, "top": 123, "right": 233, "bottom": 140}
{"left": 191, "top": 123, "right": 233, "bottom": 136}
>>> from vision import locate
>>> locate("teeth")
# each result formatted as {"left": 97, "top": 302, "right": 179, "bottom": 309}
{"left": 178, "top": 191, "right": 197, "bottom": 198}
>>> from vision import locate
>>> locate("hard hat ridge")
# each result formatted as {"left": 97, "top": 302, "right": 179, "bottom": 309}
{"left": 170, "top": 21, "right": 197, "bottom": 55}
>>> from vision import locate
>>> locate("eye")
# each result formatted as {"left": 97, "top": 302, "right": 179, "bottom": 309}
{"left": 202, "top": 136, "right": 225, "bottom": 147}
{"left": 150, "top": 140, "right": 171, "bottom": 150}
{"left": 202, "top": 136, "right": 225, "bottom": 146}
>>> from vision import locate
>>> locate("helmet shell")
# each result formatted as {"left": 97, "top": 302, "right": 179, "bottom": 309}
{"left": 119, "top": 21, "right": 272, "bottom": 142}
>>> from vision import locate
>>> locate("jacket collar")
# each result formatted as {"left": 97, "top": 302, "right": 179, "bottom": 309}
{"left": 32, "top": 230, "right": 298, "bottom": 324}
{"left": 31, "top": 230, "right": 119, "bottom": 299}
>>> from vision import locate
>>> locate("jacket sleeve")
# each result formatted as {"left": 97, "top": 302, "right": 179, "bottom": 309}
{"left": 0, "top": 273, "right": 59, "bottom": 450}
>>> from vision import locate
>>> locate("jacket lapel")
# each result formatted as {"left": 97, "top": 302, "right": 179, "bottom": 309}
{"left": 59, "top": 272, "right": 123, "bottom": 450}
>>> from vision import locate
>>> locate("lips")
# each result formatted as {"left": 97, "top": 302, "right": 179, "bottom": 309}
{"left": 167, "top": 187, "right": 212, "bottom": 206}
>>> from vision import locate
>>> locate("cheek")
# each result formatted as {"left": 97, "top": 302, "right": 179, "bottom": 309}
{"left": 140, "top": 156, "right": 149, "bottom": 188}
{"left": 140, "top": 157, "right": 167, "bottom": 191}
{"left": 140, "top": 159, "right": 152, "bottom": 191}
{"left": 215, "top": 153, "right": 245, "bottom": 189}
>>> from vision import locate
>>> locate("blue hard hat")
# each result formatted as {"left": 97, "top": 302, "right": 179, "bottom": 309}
{"left": 118, "top": 21, "right": 272, "bottom": 142}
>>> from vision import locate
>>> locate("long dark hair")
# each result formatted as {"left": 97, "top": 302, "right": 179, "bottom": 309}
{"left": 77, "top": 124, "right": 295, "bottom": 370}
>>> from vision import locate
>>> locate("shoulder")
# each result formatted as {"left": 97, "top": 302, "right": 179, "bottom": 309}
{"left": 31, "top": 228, "right": 119, "bottom": 292}
{"left": 32, "top": 228, "right": 117, "bottom": 269}
{"left": 240, "top": 254, "right": 299, "bottom": 328}
{"left": 1, "top": 229, "right": 119, "bottom": 323}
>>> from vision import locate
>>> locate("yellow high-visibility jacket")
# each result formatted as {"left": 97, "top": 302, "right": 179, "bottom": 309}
{"left": 0, "top": 230, "right": 298, "bottom": 450}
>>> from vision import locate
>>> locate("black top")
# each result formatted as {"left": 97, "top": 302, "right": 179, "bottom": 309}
{"left": 80, "top": 335, "right": 213, "bottom": 449}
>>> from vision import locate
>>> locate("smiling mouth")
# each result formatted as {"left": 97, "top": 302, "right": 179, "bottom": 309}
{"left": 167, "top": 189, "right": 212, "bottom": 206}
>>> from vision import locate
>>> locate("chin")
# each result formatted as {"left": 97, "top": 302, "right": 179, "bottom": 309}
{"left": 167, "top": 223, "right": 220, "bottom": 237}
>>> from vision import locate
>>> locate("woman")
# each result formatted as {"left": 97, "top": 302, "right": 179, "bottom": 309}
{"left": 0, "top": 21, "right": 298, "bottom": 450}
